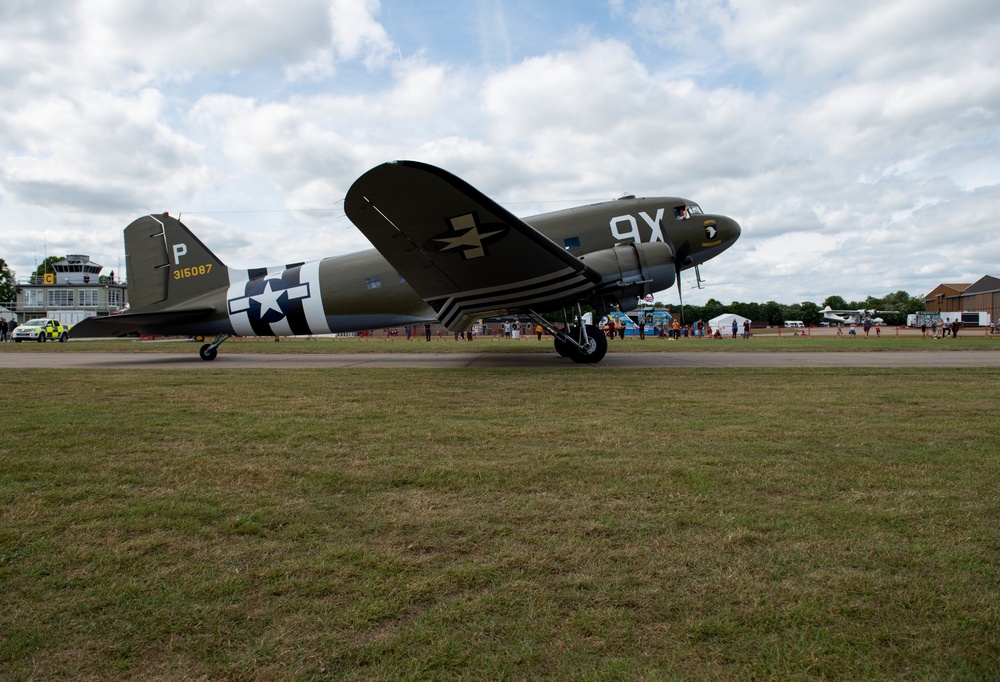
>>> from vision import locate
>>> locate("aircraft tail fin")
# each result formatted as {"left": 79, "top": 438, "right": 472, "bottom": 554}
{"left": 124, "top": 213, "right": 229, "bottom": 311}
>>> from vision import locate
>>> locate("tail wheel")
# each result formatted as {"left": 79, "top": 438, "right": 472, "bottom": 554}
{"left": 199, "top": 344, "right": 218, "bottom": 361}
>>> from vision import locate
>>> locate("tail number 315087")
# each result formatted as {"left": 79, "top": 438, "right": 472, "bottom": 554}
{"left": 174, "top": 264, "right": 213, "bottom": 280}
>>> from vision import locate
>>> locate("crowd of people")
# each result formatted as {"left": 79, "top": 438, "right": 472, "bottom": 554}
{"left": 919, "top": 319, "right": 964, "bottom": 339}
{"left": 344, "top": 316, "right": 1000, "bottom": 342}
{"left": 604, "top": 317, "right": 752, "bottom": 340}
{"left": 371, "top": 318, "right": 758, "bottom": 341}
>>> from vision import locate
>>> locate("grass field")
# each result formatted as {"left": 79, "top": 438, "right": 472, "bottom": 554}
{"left": 2, "top": 366, "right": 998, "bottom": 679}
{"left": 2, "top": 329, "right": 1000, "bottom": 355}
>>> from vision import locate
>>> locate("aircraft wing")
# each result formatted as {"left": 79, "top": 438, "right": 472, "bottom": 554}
{"left": 344, "top": 160, "right": 601, "bottom": 330}
{"left": 68, "top": 308, "right": 215, "bottom": 338}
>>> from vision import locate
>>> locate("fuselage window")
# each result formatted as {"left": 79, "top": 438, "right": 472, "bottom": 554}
{"left": 563, "top": 236, "right": 581, "bottom": 249}
{"left": 365, "top": 276, "right": 382, "bottom": 290}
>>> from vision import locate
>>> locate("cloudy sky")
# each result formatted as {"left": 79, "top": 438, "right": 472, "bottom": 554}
{"left": 2, "top": 0, "right": 998, "bottom": 306}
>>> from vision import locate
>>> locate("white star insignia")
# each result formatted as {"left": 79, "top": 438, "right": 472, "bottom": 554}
{"left": 251, "top": 280, "right": 285, "bottom": 318}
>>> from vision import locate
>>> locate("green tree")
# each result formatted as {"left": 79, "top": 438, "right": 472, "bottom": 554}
{"left": 874, "top": 290, "right": 924, "bottom": 325}
{"left": 32, "top": 255, "right": 65, "bottom": 283}
{"left": 760, "top": 301, "right": 783, "bottom": 326}
{"left": 800, "top": 301, "right": 822, "bottom": 326}
{"left": 702, "top": 298, "right": 725, "bottom": 320}
{"left": 0, "top": 258, "right": 15, "bottom": 304}
{"left": 730, "top": 301, "right": 751, "bottom": 320}
{"left": 822, "top": 295, "right": 849, "bottom": 310}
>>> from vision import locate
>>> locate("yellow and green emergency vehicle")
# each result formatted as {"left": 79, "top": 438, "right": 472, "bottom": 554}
{"left": 12, "top": 318, "right": 72, "bottom": 343}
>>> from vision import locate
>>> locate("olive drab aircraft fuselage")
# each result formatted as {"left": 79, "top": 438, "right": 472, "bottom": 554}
{"left": 70, "top": 161, "right": 741, "bottom": 363}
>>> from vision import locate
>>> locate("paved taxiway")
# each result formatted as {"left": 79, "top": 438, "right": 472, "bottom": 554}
{"left": 2, "top": 351, "right": 1000, "bottom": 369}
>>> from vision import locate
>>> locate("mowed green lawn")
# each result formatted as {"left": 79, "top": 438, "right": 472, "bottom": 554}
{"left": 5, "top": 329, "right": 1000, "bottom": 354}
{"left": 2, "top": 367, "right": 998, "bottom": 679}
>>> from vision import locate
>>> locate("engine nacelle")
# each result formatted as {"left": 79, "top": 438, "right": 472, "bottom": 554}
{"left": 578, "top": 241, "right": 675, "bottom": 311}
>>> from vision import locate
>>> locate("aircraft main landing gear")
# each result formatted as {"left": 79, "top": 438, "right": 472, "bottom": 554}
{"left": 566, "top": 324, "right": 608, "bottom": 364}
{"left": 198, "top": 333, "right": 232, "bottom": 361}
{"left": 528, "top": 306, "right": 609, "bottom": 364}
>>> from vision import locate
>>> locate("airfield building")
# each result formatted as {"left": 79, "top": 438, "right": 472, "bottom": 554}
{"left": 924, "top": 276, "right": 1000, "bottom": 325}
{"left": 13, "top": 255, "right": 128, "bottom": 325}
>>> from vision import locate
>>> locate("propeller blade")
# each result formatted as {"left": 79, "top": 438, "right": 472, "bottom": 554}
{"left": 659, "top": 218, "right": 692, "bottom": 324}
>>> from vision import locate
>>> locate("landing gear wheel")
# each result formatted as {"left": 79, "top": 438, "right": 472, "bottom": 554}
{"left": 568, "top": 325, "right": 608, "bottom": 364}
{"left": 553, "top": 334, "right": 571, "bottom": 357}
{"left": 199, "top": 344, "right": 218, "bottom": 361}
{"left": 59, "top": 332, "right": 68, "bottom": 342}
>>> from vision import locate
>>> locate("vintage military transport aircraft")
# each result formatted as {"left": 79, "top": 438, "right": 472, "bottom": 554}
{"left": 821, "top": 306, "right": 899, "bottom": 326}
{"left": 70, "top": 161, "right": 741, "bottom": 363}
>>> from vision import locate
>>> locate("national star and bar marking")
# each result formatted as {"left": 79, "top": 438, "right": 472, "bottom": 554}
{"left": 228, "top": 278, "right": 311, "bottom": 324}
{"left": 432, "top": 213, "right": 506, "bottom": 260}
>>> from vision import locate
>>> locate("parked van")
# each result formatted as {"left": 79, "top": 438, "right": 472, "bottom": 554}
{"left": 784, "top": 321, "right": 804, "bottom": 328}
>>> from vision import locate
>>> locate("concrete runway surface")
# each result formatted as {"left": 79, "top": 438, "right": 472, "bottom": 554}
{"left": 2, "top": 351, "right": 1000, "bottom": 369}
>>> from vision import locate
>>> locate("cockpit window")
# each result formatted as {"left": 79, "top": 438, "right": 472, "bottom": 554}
{"left": 674, "top": 204, "right": 704, "bottom": 220}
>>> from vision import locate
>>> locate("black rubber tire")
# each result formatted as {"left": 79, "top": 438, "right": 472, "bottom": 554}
{"left": 199, "top": 344, "right": 218, "bottom": 361}
{"left": 553, "top": 335, "right": 571, "bottom": 357}
{"left": 59, "top": 332, "right": 68, "bottom": 342}
{"left": 38, "top": 333, "right": 46, "bottom": 343}
{"left": 569, "top": 325, "right": 608, "bottom": 364}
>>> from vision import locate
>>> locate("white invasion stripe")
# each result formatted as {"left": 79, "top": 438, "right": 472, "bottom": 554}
{"left": 300, "top": 259, "right": 332, "bottom": 335}
{"left": 444, "top": 266, "right": 581, "bottom": 299}
{"left": 430, "top": 268, "right": 589, "bottom": 315}
{"left": 269, "top": 316, "right": 293, "bottom": 337}
{"left": 437, "top": 276, "right": 595, "bottom": 328}
{"left": 445, "top": 273, "right": 591, "bottom": 310}
{"left": 436, "top": 273, "right": 592, "bottom": 321}
{"left": 226, "top": 268, "right": 256, "bottom": 336}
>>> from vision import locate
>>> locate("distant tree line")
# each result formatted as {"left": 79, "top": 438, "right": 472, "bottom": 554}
{"left": 659, "top": 291, "right": 925, "bottom": 326}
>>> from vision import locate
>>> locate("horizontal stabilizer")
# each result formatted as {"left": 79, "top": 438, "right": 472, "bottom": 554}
{"left": 68, "top": 309, "right": 215, "bottom": 338}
